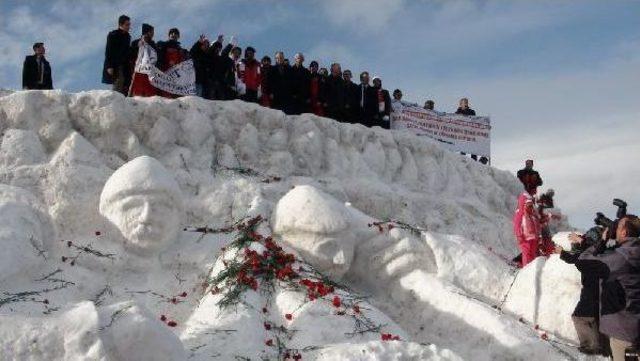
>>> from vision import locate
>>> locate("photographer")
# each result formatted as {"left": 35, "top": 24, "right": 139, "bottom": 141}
{"left": 554, "top": 228, "right": 607, "bottom": 355}
{"left": 573, "top": 215, "right": 640, "bottom": 361}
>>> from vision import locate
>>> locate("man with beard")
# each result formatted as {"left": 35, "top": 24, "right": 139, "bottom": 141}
{"left": 290, "top": 53, "right": 311, "bottom": 114}
{"left": 103, "top": 15, "right": 132, "bottom": 95}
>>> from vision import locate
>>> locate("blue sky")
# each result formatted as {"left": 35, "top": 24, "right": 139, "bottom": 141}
{"left": 1, "top": 0, "right": 639, "bottom": 228}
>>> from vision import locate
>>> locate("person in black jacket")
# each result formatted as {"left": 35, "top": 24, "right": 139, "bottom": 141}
{"left": 572, "top": 216, "right": 640, "bottom": 361}
{"left": 207, "top": 36, "right": 233, "bottom": 100}
{"left": 289, "top": 53, "right": 310, "bottom": 114}
{"left": 324, "top": 63, "right": 348, "bottom": 122}
{"left": 269, "top": 51, "right": 293, "bottom": 114}
{"left": 342, "top": 69, "right": 360, "bottom": 124}
{"left": 455, "top": 97, "right": 476, "bottom": 116}
{"left": 22, "top": 42, "right": 53, "bottom": 90}
{"left": 555, "top": 230, "right": 609, "bottom": 355}
{"left": 358, "top": 71, "right": 376, "bottom": 127}
{"left": 103, "top": 15, "right": 132, "bottom": 95}
{"left": 517, "top": 159, "right": 543, "bottom": 194}
{"left": 371, "top": 77, "right": 391, "bottom": 129}
{"left": 190, "top": 35, "right": 211, "bottom": 97}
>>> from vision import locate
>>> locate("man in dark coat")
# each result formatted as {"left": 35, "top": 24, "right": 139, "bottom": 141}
{"left": 289, "top": 53, "right": 310, "bottom": 114}
{"left": 342, "top": 69, "right": 360, "bottom": 124}
{"left": 517, "top": 159, "right": 543, "bottom": 195}
{"left": 190, "top": 35, "right": 211, "bottom": 97}
{"left": 22, "top": 42, "right": 53, "bottom": 90}
{"left": 371, "top": 76, "right": 391, "bottom": 129}
{"left": 358, "top": 71, "right": 376, "bottom": 127}
{"left": 207, "top": 36, "right": 233, "bottom": 100}
{"left": 269, "top": 51, "right": 293, "bottom": 114}
{"left": 556, "top": 230, "right": 608, "bottom": 355}
{"left": 323, "top": 63, "right": 348, "bottom": 122}
{"left": 103, "top": 15, "right": 132, "bottom": 95}
{"left": 455, "top": 97, "right": 476, "bottom": 116}
{"left": 574, "top": 216, "right": 640, "bottom": 361}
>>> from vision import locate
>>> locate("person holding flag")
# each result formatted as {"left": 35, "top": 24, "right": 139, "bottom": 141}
{"left": 129, "top": 23, "right": 157, "bottom": 97}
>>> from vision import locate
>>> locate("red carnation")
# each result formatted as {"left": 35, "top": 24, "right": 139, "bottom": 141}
{"left": 285, "top": 313, "right": 293, "bottom": 320}
{"left": 534, "top": 324, "right": 539, "bottom": 330}
{"left": 353, "top": 305, "right": 360, "bottom": 314}
{"left": 67, "top": 240, "right": 73, "bottom": 247}
{"left": 265, "top": 339, "right": 273, "bottom": 346}
{"left": 180, "top": 291, "right": 188, "bottom": 297}
{"left": 95, "top": 231, "right": 101, "bottom": 236}
{"left": 332, "top": 295, "right": 341, "bottom": 308}
{"left": 540, "top": 332, "right": 548, "bottom": 340}
{"left": 160, "top": 315, "right": 167, "bottom": 322}
{"left": 170, "top": 297, "right": 178, "bottom": 304}
{"left": 167, "top": 321, "right": 177, "bottom": 327}
{"left": 262, "top": 307, "right": 268, "bottom": 313}
{"left": 264, "top": 322, "right": 271, "bottom": 330}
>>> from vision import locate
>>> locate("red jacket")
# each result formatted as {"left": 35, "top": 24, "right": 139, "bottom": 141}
{"left": 240, "top": 59, "right": 261, "bottom": 91}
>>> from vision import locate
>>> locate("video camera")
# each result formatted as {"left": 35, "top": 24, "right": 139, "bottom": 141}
{"left": 589, "top": 198, "right": 629, "bottom": 254}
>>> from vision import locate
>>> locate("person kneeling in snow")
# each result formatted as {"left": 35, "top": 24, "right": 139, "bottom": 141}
{"left": 554, "top": 230, "right": 609, "bottom": 356}
{"left": 574, "top": 215, "right": 640, "bottom": 361}
{"left": 513, "top": 191, "right": 541, "bottom": 267}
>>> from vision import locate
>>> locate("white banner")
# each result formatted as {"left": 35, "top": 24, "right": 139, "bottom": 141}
{"left": 391, "top": 102, "right": 491, "bottom": 158}
{"left": 134, "top": 41, "right": 196, "bottom": 96}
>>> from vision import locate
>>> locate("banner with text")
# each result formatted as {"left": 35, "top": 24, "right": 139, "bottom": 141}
{"left": 134, "top": 42, "right": 196, "bottom": 96}
{"left": 391, "top": 103, "right": 491, "bottom": 158}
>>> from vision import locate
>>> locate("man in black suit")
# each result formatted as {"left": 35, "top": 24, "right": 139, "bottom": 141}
{"left": 22, "top": 42, "right": 53, "bottom": 90}
{"left": 372, "top": 76, "right": 391, "bottom": 129}
{"left": 102, "top": 15, "right": 132, "bottom": 95}
{"left": 358, "top": 71, "right": 376, "bottom": 127}
{"left": 269, "top": 51, "right": 293, "bottom": 114}
{"left": 342, "top": 69, "right": 360, "bottom": 124}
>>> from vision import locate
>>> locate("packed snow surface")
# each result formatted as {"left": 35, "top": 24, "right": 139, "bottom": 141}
{"left": 0, "top": 90, "right": 589, "bottom": 360}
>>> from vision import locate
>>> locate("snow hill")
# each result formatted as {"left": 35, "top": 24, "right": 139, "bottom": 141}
{"left": 0, "top": 90, "right": 588, "bottom": 360}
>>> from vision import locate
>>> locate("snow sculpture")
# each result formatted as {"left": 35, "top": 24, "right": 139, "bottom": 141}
{"left": 0, "top": 184, "right": 51, "bottom": 283}
{"left": 0, "top": 301, "right": 186, "bottom": 361}
{"left": 271, "top": 185, "right": 438, "bottom": 281}
{"left": 271, "top": 185, "right": 356, "bottom": 279}
{"left": 99, "top": 156, "right": 183, "bottom": 253}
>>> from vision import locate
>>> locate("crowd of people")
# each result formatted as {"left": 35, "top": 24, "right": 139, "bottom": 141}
{"left": 513, "top": 159, "right": 640, "bottom": 361}
{"left": 98, "top": 15, "right": 478, "bottom": 129}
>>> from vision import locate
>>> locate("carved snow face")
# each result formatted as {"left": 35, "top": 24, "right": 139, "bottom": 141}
{"left": 99, "top": 156, "right": 183, "bottom": 253}
{"left": 111, "top": 191, "right": 180, "bottom": 250}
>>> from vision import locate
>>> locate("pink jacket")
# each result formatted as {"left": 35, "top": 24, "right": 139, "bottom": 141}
{"left": 513, "top": 192, "right": 541, "bottom": 242}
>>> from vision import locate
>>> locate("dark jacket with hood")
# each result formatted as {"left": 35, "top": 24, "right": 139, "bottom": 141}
{"left": 576, "top": 238, "right": 640, "bottom": 344}
{"left": 560, "top": 245, "right": 600, "bottom": 317}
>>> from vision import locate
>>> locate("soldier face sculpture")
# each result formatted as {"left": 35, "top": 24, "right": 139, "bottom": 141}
{"left": 100, "top": 156, "right": 183, "bottom": 253}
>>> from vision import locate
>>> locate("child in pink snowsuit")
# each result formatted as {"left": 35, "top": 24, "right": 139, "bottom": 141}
{"left": 513, "top": 191, "right": 542, "bottom": 267}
